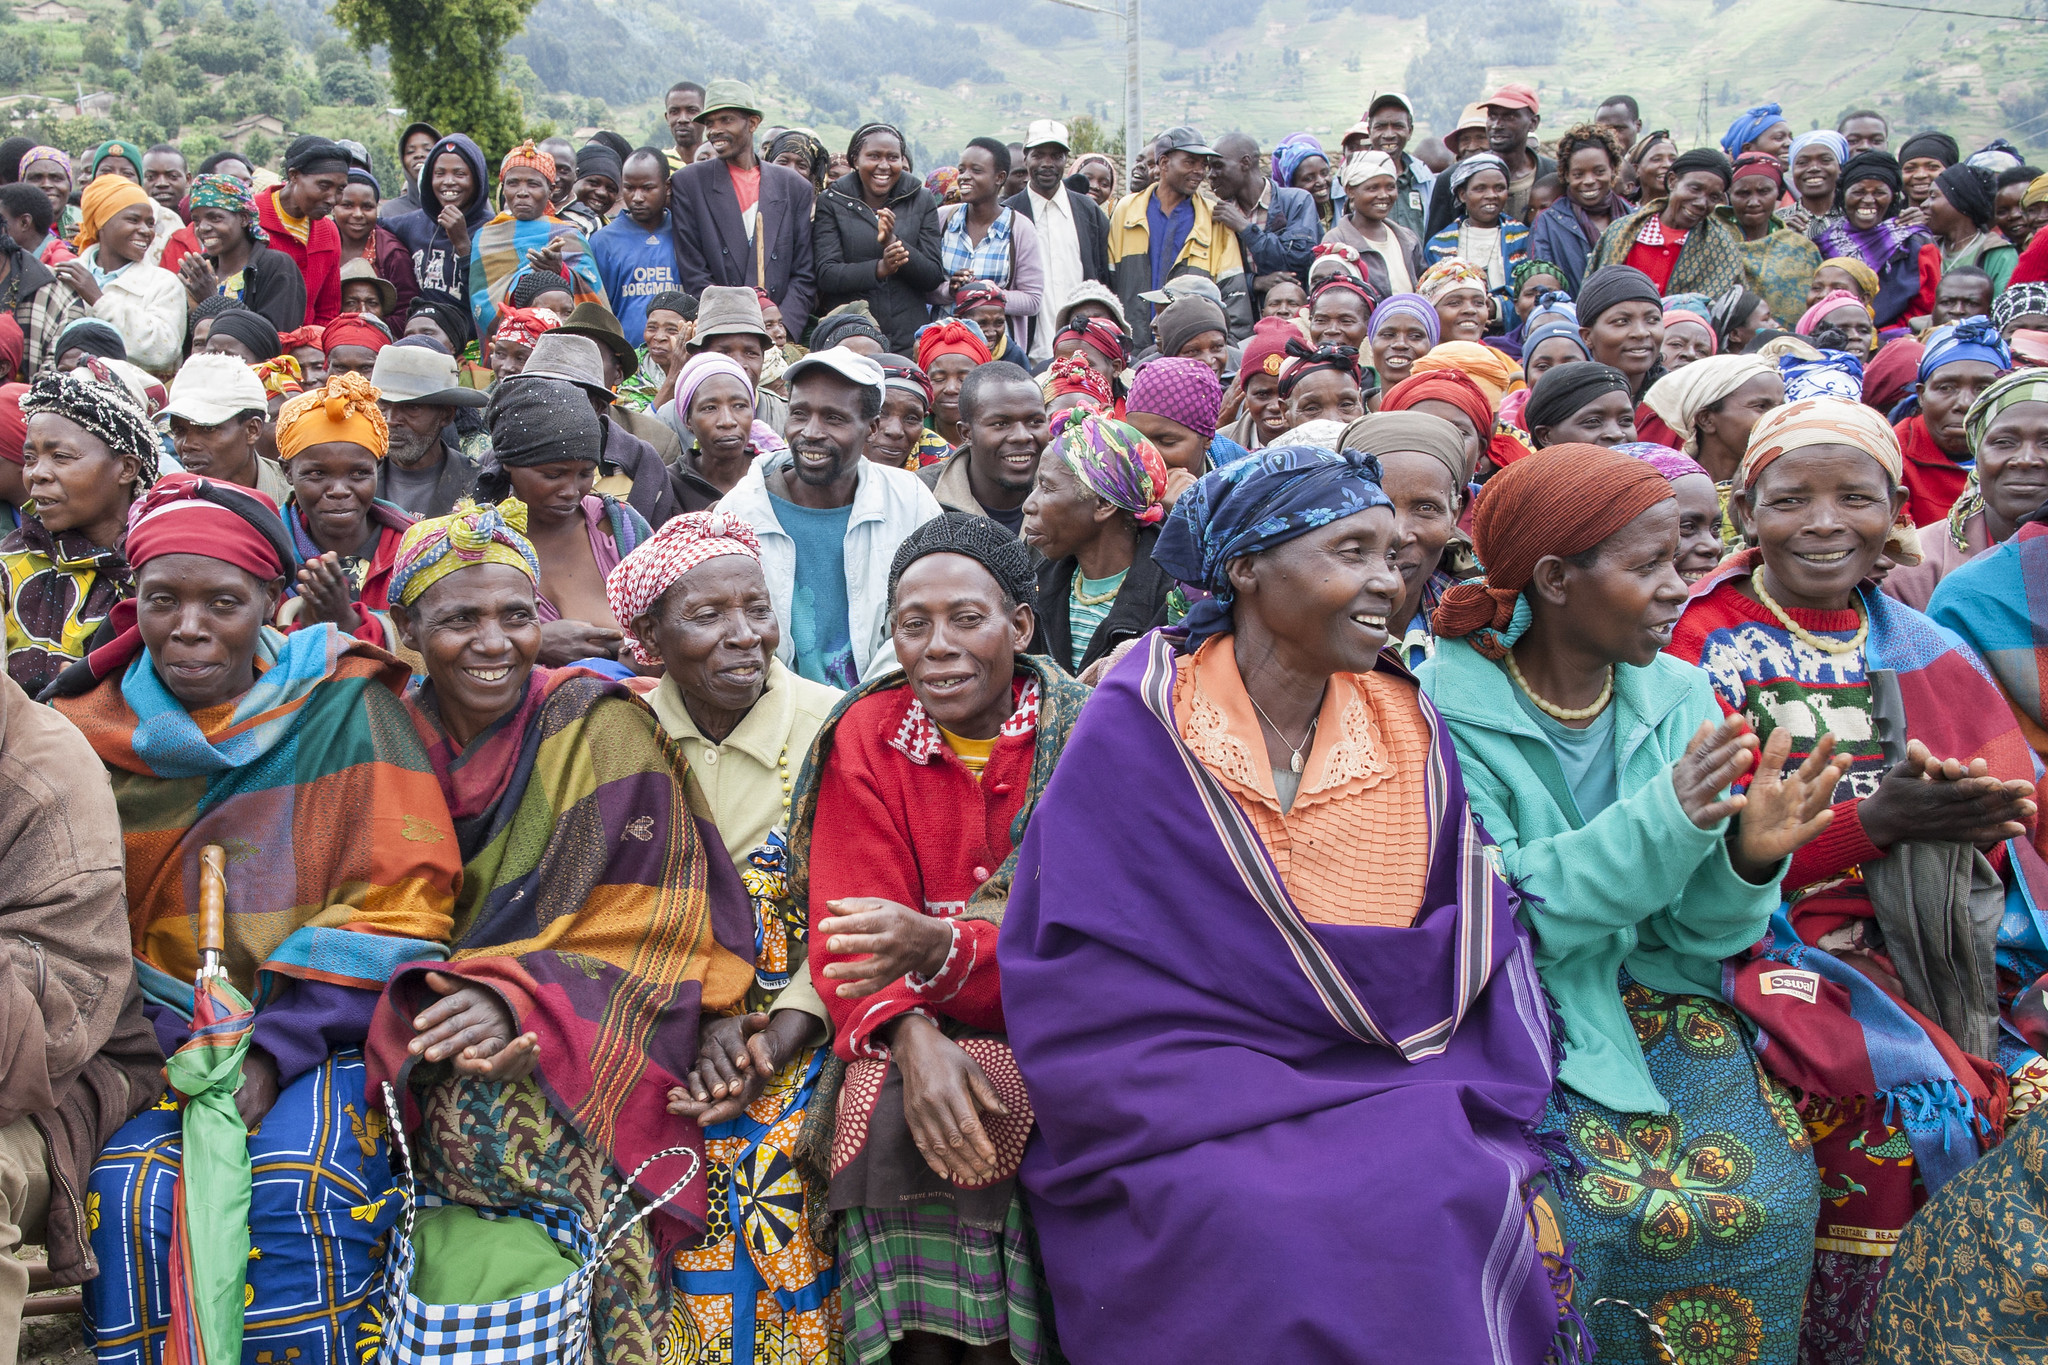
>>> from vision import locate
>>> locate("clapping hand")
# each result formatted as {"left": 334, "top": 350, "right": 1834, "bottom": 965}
{"left": 1730, "top": 729, "right": 1851, "bottom": 881}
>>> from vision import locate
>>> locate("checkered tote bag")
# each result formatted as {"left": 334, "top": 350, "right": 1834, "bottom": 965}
{"left": 377, "top": 1081, "right": 700, "bottom": 1364}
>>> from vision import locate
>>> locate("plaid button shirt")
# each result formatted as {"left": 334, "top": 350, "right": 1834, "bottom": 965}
{"left": 939, "top": 206, "right": 1015, "bottom": 286}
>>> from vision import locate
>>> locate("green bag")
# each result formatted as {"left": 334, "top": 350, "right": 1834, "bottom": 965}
{"left": 407, "top": 1204, "right": 585, "bottom": 1307}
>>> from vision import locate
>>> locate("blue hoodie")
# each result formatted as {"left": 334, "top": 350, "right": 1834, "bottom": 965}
{"left": 386, "top": 134, "right": 491, "bottom": 304}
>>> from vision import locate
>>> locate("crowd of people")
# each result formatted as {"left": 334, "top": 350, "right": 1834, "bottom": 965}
{"left": 0, "top": 64, "right": 2046, "bottom": 1365}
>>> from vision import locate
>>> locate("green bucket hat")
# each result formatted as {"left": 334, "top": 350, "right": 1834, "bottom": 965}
{"left": 695, "top": 79, "right": 764, "bottom": 124}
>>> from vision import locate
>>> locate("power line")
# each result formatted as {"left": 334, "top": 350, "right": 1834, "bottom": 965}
{"left": 1817, "top": 0, "right": 2048, "bottom": 21}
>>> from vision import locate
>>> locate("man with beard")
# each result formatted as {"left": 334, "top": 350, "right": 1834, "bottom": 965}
{"left": 368, "top": 340, "right": 488, "bottom": 517}
{"left": 715, "top": 346, "right": 940, "bottom": 686}
{"left": 921, "top": 361, "right": 1050, "bottom": 545}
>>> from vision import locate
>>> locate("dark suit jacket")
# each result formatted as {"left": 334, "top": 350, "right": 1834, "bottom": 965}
{"left": 1003, "top": 186, "right": 1112, "bottom": 289}
{"left": 669, "top": 158, "right": 818, "bottom": 336}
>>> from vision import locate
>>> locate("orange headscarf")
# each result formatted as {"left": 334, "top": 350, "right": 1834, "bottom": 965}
{"left": 76, "top": 176, "right": 153, "bottom": 253}
{"left": 276, "top": 371, "right": 389, "bottom": 461}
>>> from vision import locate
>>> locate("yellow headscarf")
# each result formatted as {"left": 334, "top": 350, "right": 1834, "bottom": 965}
{"left": 275, "top": 371, "right": 390, "bottom": 461}
{"left": 76, "top": 176, "right": 153, "bottom": 253}
{"left": 1818, "top": 255, "right": 1882, "bottom": 304}
{"left": 389, "top": 499, "right": 540, "bottom": 609}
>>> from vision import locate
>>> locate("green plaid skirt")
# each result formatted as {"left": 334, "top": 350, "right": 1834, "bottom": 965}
{"left": 839, "top": 1194, "right": 1061, "bottom": 1364}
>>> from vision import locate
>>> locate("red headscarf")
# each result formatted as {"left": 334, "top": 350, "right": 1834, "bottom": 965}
{"left": 916, "top": 318, "right": 993, "bottom": 371}
{"left": 1863, "top": 335, "right": 1924, "bottom": 414}
{"left": 125, "top": 470, "right": 286, "bottom": 580}
{"left": 1381, "top": 370, "right": 1533, "bottom": 471}
{"left": 1047, "top": 354, "right": 1114, "bottom": 411}
{"left": 279, "top": 325, "right": 326, "bottom": 353}
{"left": 0, "top": 314, "right": 24, "bottom": 386}
{"left": 0, "top": 382, "right": 27, "bottom": 467}
{"left": 1055, "top": 315, "right": 1129, "bottom": 371}
{"left": 322, "top": 314, "right": 391, "bottom": 356}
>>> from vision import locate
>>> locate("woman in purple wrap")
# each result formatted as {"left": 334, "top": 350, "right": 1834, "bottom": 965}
{"left": 1001, "top": 443, "right": 1570, "bottom": 1364}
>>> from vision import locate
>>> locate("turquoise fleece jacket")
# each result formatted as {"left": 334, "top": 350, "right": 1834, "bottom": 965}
{"left": 1419, "top": 638, "right": 1786, "bottom": 1114}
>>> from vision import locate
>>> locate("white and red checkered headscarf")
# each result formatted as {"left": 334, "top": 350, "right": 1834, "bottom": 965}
{"left": 605, "top": 510, "right": 763, "bottom": 665}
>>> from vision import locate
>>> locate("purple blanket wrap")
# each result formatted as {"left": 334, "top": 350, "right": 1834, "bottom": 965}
{"left": 1000, "top": 632, "right": 1562, "bottom": 1364}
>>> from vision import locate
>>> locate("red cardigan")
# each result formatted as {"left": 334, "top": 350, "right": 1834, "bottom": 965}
{"left": 1894, "top": 412, "right": 1970, "bottom": 531}
{"left": 256, "top": 186, "right": 342, "bottom": 326}
{"left": 806, "top": 680, "right": 1038, "bottom": 1059}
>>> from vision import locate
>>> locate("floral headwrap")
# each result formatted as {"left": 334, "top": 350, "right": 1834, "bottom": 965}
{"left": 925, "top": 165, "right": 960, "bottom": 204}
{"left": 1418, "top": 258, "right": 1490, "bottom": 304}
{"left": 252, "top": 354, "right": 304, "bottom": 399}
{"left": 19, "top": 361, "right": 161, "bottom": 487}
{"left": 389, "top": 498, "right": 540, "bottom": 609}
{"left": 1153, "top": 445, "right": 1391, "bottom": 646}
{"left": 275, "top": 371, "right": 389, "bottom": 461}
{"left": 1047, "top": 410, "right": 1168, "bottom": 525}
{"left": 605, "top": 510, "right": 763, "bottom": 665}
{"left": 1046, "top": 354, "right": 1112, "bottom": 412}
{"left": 494, "top": 306, "right": 561, "bottom": 352}
{"left": 19, "top": 146, "right": 69, "bottom": 181}
{"left": 187, "top": 173, "right": 266, "bottom": 243}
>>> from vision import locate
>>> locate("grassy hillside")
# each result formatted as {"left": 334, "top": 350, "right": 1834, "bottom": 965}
{"left": 0, "top": 0, "right": 2041, "bottom": 180}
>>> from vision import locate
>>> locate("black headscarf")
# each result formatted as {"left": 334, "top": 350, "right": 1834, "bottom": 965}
{"left": 811, "top": 311, "right": 888, "bottom": 350}
{"left": 586, "top": 131, "right": 634, "bottom": 167}
{"left": 1898, "top": 131, "right": 1960, "bottom": 168}
{"left": 284, "top": 136, "right": 350, "bottom": 176}
{"left": 647, "top": 290, "right": 698, "bottom": 320}
{"left": 1577, "top": 265, "right": 1662, "bottom": 327}
{"left": 573, "top": 143, "right": 622, "bottom": 187}
{"left": 1276, "top": 339, "right": 1363, "bottom": 399}
{"left": 1836, "top": 150, "right": 1903, "bottom": 207}
{"left": 1667, "top": 148, "right": 1733, "bottom": 188}
{"left": 208, "top": 308, "right": 282, "bottom": 362}
{"left": 767, "top": 129, "right": 830, "bottom": 193}
{"left": 887, "top": 508, "right": 1037, "bottom": 608}
{"left": 1525, "top": 361, "right": 1633, "bottom": 438}
{"left": 407, "top": 289, "right": 476, "bottom": 351}
{"left": 1935, "top": 163, "right": 1998, "bottom": 231}
{"left": 485, "top": 377, "right": 604, "bottom": 468}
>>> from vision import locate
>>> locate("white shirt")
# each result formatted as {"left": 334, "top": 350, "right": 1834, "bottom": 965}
{"left": 1029, "top": 188, "right": 1084, "bottom": 363}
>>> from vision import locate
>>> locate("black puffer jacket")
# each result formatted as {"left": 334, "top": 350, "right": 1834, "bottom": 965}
{"left": 812, "top": 171, "right": 947, "bottom": 352}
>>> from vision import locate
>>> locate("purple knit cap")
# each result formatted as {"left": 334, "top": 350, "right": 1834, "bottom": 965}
{"left": 1126, "top": 357, "right": 1222, "bottom": 442}
{"left": 1369, "top": 293, "right": 1440, "bottom": 346}
{"left": 1613, "top": 441, "right": 1709, "bottom": 483}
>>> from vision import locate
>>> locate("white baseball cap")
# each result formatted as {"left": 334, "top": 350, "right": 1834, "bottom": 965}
{"left": 161, "top": 353, "right": 268, "bottom": 426}
{"left": 1023, "top": 120, "right": 1070, "bottom": 152}
{"left": 785, "top": 345, "right": 885, "bottom": 400}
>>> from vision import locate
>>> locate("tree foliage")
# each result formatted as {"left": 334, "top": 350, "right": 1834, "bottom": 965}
{"left": 331, "top": 0, "right": 541, "bottom": 158}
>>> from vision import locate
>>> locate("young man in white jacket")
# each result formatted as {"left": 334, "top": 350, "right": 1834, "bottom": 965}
{"left": 716, "top": 346, "right": 941, "bottom": 686}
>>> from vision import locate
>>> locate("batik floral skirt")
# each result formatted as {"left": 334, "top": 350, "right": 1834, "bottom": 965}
{"left": 1545, "top": 982, "right": 1820, "bottom": 1365}
{"left": 85, "top": 1050, "right": 396, "bottom": 1365}
{"left": 670, "top": 1046, "right": 839, "bottom": 1365}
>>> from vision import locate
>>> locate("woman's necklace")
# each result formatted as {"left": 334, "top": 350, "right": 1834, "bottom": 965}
{"left": 1070, "top": 572, "right": 1122, "bottom": 607}
{"left": 1753, "top": 570, "right": 1868, "bottom": 656}
{"left": 1505, "top": 649, "right": 1614, "bottom": 722}
{"left": 1246, "top": 689, "right": 1318, "bottom": 774}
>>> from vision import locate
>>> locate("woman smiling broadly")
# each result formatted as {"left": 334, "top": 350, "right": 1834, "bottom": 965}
{"left": 50, "top": 472, "right": 461, "bottom": 1365}
{"left": 1814, "top": 152, "right": 1939, "bottom": 330}
{"left": 611, "top": 511, "right": 846, "bottom": 1364}
{"left": 364, "top": 500, "right": 754, "bottom": 1365}
{"left": 57, "top": 176, "right": 186, "bottom": 377}
{"left": 1667, "top": 397, "right": 2048, "bottom": 1364}
{"left": 1589, "top": 147, "right": 1744, "bottom": 300}
{"left": 1423, "top": 443, "right": 1845, "bottom": 1365}
{"left": 1005, "top": 447, "right": 1565, "bottom": 1365}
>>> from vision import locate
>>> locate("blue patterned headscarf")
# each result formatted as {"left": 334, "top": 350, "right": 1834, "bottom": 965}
{"left": 1270, "top": 133, "right": 1329, "bottom": 191}
{"left": 1918, "top": 316, "right": 2011, "bottom": 383}
{"left": 1719, "top": 103, "right": 1787, "bottom": 159}
{"left": 1778, "top": 350, "right": 1866, "bottom": 402}
{"left": 1152, "top": 444, "right": 1393, "bottom": 645}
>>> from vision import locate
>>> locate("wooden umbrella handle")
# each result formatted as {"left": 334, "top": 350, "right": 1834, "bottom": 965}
{"left": 197, "top": 845, "right": 226, "bottom": 959}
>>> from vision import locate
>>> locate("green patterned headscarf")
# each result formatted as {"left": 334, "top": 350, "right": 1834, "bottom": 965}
{"left": 1511, "top": 258, "right": 1568, "bottom": 294}
{"left": 186, "top": 173, "right": 266, "bottom": 243}
{"left": 1949, "top": 371, "right": 2048, "bottom": 547}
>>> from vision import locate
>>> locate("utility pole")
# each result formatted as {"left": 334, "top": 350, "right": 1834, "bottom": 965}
{"left": 1043, "top": 0, "right": 1140, "bottom": 185}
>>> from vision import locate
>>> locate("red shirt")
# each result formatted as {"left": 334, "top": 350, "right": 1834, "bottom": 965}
{"left": 256, "top": 185, "right": 342, "bottom": 326}
{"left": 1894, "top": 412, "right": 1971, "bottom": 530}
{"left": 806, "top": 679, "right": 1040, "bottom": 1059}
{"left": 728, "top": 162, "right": 762, "bottom": 216}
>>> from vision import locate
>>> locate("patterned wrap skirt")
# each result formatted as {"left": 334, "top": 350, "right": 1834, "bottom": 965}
{"left": 838, "top": 1193, "right": 1060, "bottom": 1365}
{"left": 670, "top": 1046, "right": 839, "bottom": 1365}
{"left": 85, "top": 1050, "right": 397, "bottom": 1365}
{"left": 1545, "top": 982, "right": 1820, "bottom": 1365}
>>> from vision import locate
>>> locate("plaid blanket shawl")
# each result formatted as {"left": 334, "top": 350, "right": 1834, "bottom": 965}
{"left": 467, "top": 213, "right": 604, "bottom": 337}
{"left": 367, "top": 666, "right": 755, "bottom": 1249}
{"left": 50, "top": 624, "right": 459, "bottom": 997}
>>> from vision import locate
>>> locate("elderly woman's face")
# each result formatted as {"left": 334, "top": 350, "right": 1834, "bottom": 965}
{"left": 1021, "top": 453, "right": 1111, "bottom": 564}
{"left": 327, "top": 344, "right": 381, "bottom": 380}
{"left": 890, "top": 552, "right": 1033, "bottom": 740}
{"left": 136, "top": 553, "right": 279, "bottom": 710}
{"left": 1921, "top": 359, "right": 2002, "bottom": 456}
{"left": 1227, "top": 505, "right": 1402, "bottom": 675}
{"left": 1310, "top": 290, "right": 1371, "bottom": 352}
{"left": 641, "top": 556, "right": 779, "bottom": 721}
{"left": 292, "top": 345, "right": 328, "bottom": 387}
{"left": 1533, "top": 498, "right": 1688, "bottom": 667}
{"left": 1243, "top": 371, "right": 1289, "bottom": 444}
{"left": 1660, "top": 323, "right": 1714, "bottom": 370}
{"left": 286, "top": 440, "right": 379, "bottom": 553}
{"left": 1669, "top": 473, "right": 1725, "bottom": 583}
{"left": 869, "top": 389, "right": 929, "bottom": 466}
{"left": 22, "top": 412, "right": 139, "bottom": 539}
{"left": 1746, "top": 443, "right": 1901, "bottom": 610}
{"left": 1844, "top": 178, "right": 1894, "bottom": 230}
{"left": 1285, "top": 369, "right": 1365, "bottom": 428}
{"left": 1376, "top": 448, "right": 1460, "bottom": 604}
{"left": 397, "top": 563, "right": 539, "bottom": 730}
{"left": 1820, "top": 304, "right": 1875, "bottom": 363}
{"left": 1977, "top": 401, "right": 2048, "bottom": 531}
{"left": 685, "top": 373, "right": 755, "bottom": 466}
{"left": 23, "top": 160, "right": 69, "bottom": 221}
